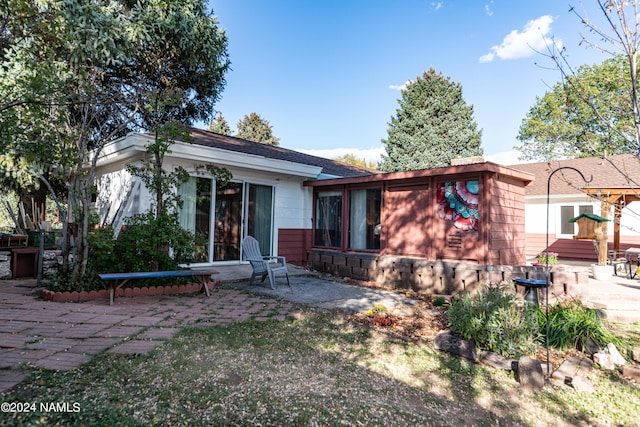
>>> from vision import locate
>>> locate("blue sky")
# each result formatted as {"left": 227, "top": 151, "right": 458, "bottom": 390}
{"left": 204, "top": 1, "right": 609, "bottom": 165}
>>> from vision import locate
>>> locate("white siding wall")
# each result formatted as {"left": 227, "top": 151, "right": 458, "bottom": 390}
{"left": 96, "top": 138, "right": 319, "bottom": 260}
{"left": 525, "top": 196, "right": 640, "bottom": 239}
{"left": 94, "top": 168, "right": 140, "bottom": 228}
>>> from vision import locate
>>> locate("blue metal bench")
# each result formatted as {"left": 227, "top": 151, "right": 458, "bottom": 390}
{"left": 99, "top": 269, "right": 219, "bottom": 305}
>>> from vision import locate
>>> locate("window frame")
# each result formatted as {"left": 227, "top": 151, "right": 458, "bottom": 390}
{"left": 313, "top": 189, "right": 344, "bottom": 249}
{"left": 557, "top": 203, "right": 595, "bottom": 238}
{"left": 347, "top": 187, "right": 382, "bottom": 251}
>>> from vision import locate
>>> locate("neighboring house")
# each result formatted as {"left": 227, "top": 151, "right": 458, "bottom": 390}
{"left": 509, "top": 154, "right": 640, "bottom": 262}
{"left": 95, "top": 128, "right": 373, "bottom": 266}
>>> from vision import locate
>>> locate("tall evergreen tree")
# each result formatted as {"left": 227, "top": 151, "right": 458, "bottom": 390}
{"left": 208, "top": 112, "right": 233, "bottom": 135}
{"left": 379, "top": 69, "right": 483, "bottom": 172}
{"left": 236, "top": 112, "right": 280, "bottom": 146}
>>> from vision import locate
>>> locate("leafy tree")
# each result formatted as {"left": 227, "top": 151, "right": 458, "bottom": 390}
{"left": 332, "top": 153, "right": 377, "bottom": 169}
{"left": 236, "top": 112, "right": 280, "bottom": 146}
{"left": 208, "top": 112, "right": 233, "bottom": 135}
{"left": 379, "top": 69, "right": 483, "bottom": 172}
{"left": 517, "top": 55, "right": 634, "bottom": 161}
{"left": 536, "top": 1, "right": 640, "bottom": 265}
{"left": 0, "top": 1, "right": 71, "bottom": 221}
{"left": 540, "top": 1, "right": 640, "bottom": 157}
{"left": 1, "top": 0, "right": 230, "bottom": 282}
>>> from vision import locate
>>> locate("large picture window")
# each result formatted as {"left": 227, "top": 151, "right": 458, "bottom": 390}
{"left": 348, "top": 188, "right": 381, "bottom": 250}
{"left": 314, "top": 191, "right": 342, "bottom": 247}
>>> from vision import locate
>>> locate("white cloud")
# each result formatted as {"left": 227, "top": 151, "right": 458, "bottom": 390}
{"left": 297, "top": 147, "right": 385, "bottom": 165}
{"left": 485, "top": 2, "right": 494, "bottom": 17}
{"left": 479, "top": 15, "right": 560, "bottom": 63}
{"left": 484, "top": 149, "right": 533, "bottom": 166}
{"left": 432, "top": 2, "right": 443, "bottom": 11}
{"left": 478, "top": 52, "right": 496, "bottom": 63}
{"left": 388, "top": 80, "right": 411, "bottom": 91}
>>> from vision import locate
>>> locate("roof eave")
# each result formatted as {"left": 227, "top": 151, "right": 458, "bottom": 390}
{"left": 304, "top": 162, "right": 534, "bottom": 187}
{"left": 99, "top": 134, "right": 324, "bottom": 179}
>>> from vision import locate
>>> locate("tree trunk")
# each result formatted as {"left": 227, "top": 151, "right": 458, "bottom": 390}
{"left": 598, "top": 202, "right": 612, "bottom": 266}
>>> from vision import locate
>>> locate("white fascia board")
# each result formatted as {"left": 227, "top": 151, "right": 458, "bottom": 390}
{"left": 168, "top": 141, "right": 323, "bottom": 179}
{"left": 526, "top": 194, "right": 595, "bottom": 204}
{"left": 97, "top": 133, "right": 150, "bottom": 167}
{"left": 98, "top": 134, "right": 323, "bottom": 179}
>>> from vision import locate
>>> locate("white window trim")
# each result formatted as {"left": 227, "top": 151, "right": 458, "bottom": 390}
{"left": 556, "top": 203, "right": 597, "bottom": 239}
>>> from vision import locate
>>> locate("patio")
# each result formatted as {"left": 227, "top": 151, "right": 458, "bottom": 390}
{"left": 1, "top": 262, "right": 639, "bottom": 394}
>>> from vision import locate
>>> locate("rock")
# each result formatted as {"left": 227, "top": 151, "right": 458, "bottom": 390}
{"left": 434, "top": 330, "right": 478, "bottom": 361}
{"left": 622, "top": 365, "right": 640, "bottom": 381}
{"left": 478, "top": 351, "right": 515, "bottom": 371}
{"left": 571, "top": 376, "right": 596, "bottom": 394}
{"left": 0, "top": 259, "right": 10, "bottom": 279}
{"left": 550, "top": 357, "right": 593, "bottom": 388}
{"left": 632, "top": 348, "right": 640, "bottom": 363}
{"left": 516, "top": 356, "right": 544, "bottom": 391}
{"left": 607, "top": 343, "right": 626, "bottom": 367}
{"left": 584, "top": 337, "right": 602, "bottom": 355}
{"left": 593, "top": 351, "right": 616, "bottom": 371}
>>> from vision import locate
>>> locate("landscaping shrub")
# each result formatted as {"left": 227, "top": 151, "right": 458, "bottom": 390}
{"left": 542, "top": 300, "right": 623, "bottom": 352}
{"left": 113, "top": 212, "right": 194, "bottom": 273}
{"left": 48, "top": 212, "right": 196, "bottom": 292}
{"left": 447, "top": 283, "right": 542, "bottom": 358}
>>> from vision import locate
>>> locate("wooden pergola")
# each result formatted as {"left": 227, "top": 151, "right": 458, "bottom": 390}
{"left": 583, "top": 187, "right": 640, "bottom": 263}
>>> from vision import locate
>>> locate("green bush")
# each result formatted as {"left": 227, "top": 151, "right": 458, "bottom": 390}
{"left": 543, "top": 300, "right": 623, "bottom": 352}
{"left": 48, "top": 212, "right": 196, "bottom": 292}
{"left": 447, "top": 283, "right": 542, "bottom": 358}
{"left": 113, "top": 212, "right": 194, "bottom": 273}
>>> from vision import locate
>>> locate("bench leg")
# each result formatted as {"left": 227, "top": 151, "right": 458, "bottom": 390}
{"left": 109, "top": 279, "right": 129, "bottom": 305}
{"left": 194, "top": 274, "right": 211, "bottom": 297}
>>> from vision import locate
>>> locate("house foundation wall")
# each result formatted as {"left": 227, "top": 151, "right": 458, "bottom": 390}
{"left": 308, "top": 248, "right": 589, "bottom": 299}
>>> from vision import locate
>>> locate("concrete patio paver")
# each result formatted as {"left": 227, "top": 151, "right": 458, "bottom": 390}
{"left": 0, "top": 371, "right": 29, "bottom": 394}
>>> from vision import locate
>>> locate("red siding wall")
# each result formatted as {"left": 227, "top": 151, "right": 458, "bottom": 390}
{"left": 382, "top": 182, "right": 433, "bottom": 258}
{"left": 277, "top": 228, "right": 312, "bottom": 266}
{"left": 526, "top": 233, "right": 640, "bottom": 262}
{"left": 487, "top": 175, "right": 527, "bottom": 266}
{"left": 306, "top": 164, "right": 531, "bottom": 271}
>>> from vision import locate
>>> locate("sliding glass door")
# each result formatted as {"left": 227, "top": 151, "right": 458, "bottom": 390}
{"left": 179, "top": 178, "right": 274, "bottom": 262}
{"left": 214, "top": 182, "right": 243, "bottom": 261}
{"left": 246, "top": 183, "right": 273, "bottom": 256}
{"left": 178, "top": 177, "right": 211, "bottom": 262}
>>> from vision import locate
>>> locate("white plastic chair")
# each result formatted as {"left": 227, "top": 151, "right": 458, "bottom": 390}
{"left": 241, "top": 236, "right": 290, "bottom": 289}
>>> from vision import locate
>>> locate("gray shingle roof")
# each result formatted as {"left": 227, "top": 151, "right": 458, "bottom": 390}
{"left": 189, "top": 128, "right": 376, "bottom": 178}
{"left": 508, "top": 154, "right": 640, "bottom": 196}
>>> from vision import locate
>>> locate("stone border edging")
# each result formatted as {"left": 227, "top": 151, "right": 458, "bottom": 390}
{"left": 40, "top": 279, "right": 222, "bottom": 303}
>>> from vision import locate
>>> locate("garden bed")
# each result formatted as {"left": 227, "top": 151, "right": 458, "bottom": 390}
{"left": 40, "top": 279, "right": 221, "bottom": 303}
